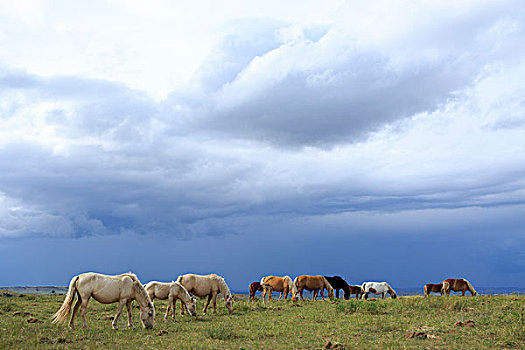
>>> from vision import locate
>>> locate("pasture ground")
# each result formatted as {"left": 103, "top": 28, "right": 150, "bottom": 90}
{"left": 0, "top": 291, "right": 523, "bottom": 349}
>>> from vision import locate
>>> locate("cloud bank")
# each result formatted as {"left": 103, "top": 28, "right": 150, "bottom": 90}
{"left": 0, "top": 1, "right": 524, "bottom": 246}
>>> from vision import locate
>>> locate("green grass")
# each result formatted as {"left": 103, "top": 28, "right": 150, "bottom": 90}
{"left": 0, "top": 292, "right": 523, "bottom": 349}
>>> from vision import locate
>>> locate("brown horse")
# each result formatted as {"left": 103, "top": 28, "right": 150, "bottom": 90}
{"left": 249, "top": 281, "right": 263, "bottom": 302}
{"left": 347, "top": 284, "right": 364, "bottom": 299}
{"left": 260, "top": 276, "right": 297, "bottom": 302}
{"left": 293, "top": 275, "right": 334, "bottom": 301}
{"left": 424, "top": 283, "right": 443, "bottom": 296}
{"left": 442, "top": 278, "right": 478, "bottom": 296}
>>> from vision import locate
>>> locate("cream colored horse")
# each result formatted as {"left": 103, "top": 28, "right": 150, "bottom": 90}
{"left": 144, "top": 281, "right": 197, "bottom": 320}
{"left": 52, "top": 272, "right": 155, "bottom": 330}
{"left": 177, "top": 273, "right": 234, "bottom": 315}
{"left": 260, "top": 275, "right": 298, "bottom": 302}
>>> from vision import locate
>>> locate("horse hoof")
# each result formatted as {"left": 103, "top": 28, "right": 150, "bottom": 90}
{"left": 113, "top": 327, "right": 118, "bottom": 331}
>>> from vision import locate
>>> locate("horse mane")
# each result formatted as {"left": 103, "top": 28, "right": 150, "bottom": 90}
{"left": 119, "top": 273, "right": 152, "bottom": 306}
{"left": 322, "top": 276, "right": 334, "bottom": 292}
{"left": 284, "top": 275, "right": 297, "bottom": 294}
{"left": 462, "top": 278, "right": 478, "bottom": 295}
{"left": 173, "top": 281, "right": 192, "bottom": 300}
{"left": 216, "top": 275, "right": 232, "bottom": 299}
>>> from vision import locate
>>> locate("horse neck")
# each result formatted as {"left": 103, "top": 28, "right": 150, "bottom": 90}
{"left": 176, "top": 283, "right": 192, "bottom": 302}
{"left": 323, "top": 277, "right": 333, "bottom": 292}
{"left": 218, "top": 279, "right": 231, "bottom": 299}
{"left": 132, "top": 283, "right": 151, "bottom": 308}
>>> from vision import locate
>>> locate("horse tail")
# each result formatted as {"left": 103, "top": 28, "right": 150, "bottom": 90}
{"left": 361, "top": 282, "right": 368, "bottom": 293}
{"left": 260, "top": 276, "right": 267, "bottom": 286}
{"left": 442, "top": 281, "right": 449, "bottom": 295}
{"left": 284, "top": 276, "right": 297, "bottom": 295}
{"left": 52, "top": 275, "right": 79, "bottom": 324}
{"left": 424, "top": 284, "right": 429, "bottom": 296}
{"left": 463, "top": 278, "right": 477, "bottom": 296}
{"left": 176, "top": 275, "right": 183, "bottom": 284}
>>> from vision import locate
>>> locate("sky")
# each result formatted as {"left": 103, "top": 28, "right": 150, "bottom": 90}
{"left": 0, "top": 0, "right": 524, "bottom": 291}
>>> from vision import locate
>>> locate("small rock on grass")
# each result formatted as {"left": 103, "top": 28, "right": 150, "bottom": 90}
{"left": 454, "top": 320, "right": 475, "bottom": 327}
{"left": 13, "top": 311, "right": 31, "bottom": 317}
{"left": 157, "top": 330, "right": 168, "bottom": 336}
{"left": 405, "top": 332, "right": 439, "bottom": 339}
{"left": 55, "top": 338, "right": 73, "bottom": 344}
{"left": 324, "top": 341, "right": 344, "bottom": 349}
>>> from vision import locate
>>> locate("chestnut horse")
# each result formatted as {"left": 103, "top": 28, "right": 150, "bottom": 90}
{"left": 424, "top": 283, "right": 443, "bottom": 296}
{"left": 442, "top": 278, "right": 478, "bottom": 296}
{"left": 293, "top": 275, "right": 334, "bottom": 301}
{"left": 347, "top": 284, "right": 364, "bottom": 299}
{"left": 260, "top": 275, "right": 297, "bottom": 302}
{"left": 249, "top": 281, "right": 264, "bottom": 302}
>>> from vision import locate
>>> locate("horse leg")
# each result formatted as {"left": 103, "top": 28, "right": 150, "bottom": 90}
{"left": 126, "top": 300, "right": 135, "bottom": 329}
{"left": 69, "top": 297, "right": 82, "bottom": 329}
{"left": 278, "top": 292, "right": 283, "bottom": 301}
{"left": 203, "top": 294, "right": 212, "bottom": 315}
{"left": 180, "top": 299, "right": 187, "bottom": 315}
{"left": 112, "top": 299, "right": 126, "bottom": 330}
{"left": 80, "top": 296, "right": 90, "bottom": 329}
{"left": 165, "top": 297, "right": 172, "bottom": 320}
{"left": 212, "top": 292, "right": 218, "bottom": 313}
{"left": 320, "top": 288, "right": 325, "bottom": 301}
{"left": 335, "top": 289, "right": 339, "bottom": 299}
{"left": 462, "top": 290, "right": 465, "bottom": 296}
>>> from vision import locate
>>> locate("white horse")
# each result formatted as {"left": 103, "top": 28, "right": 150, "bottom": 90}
{"left": 52, "top": 272, "right": 155, "bottom": 330}
{"left": 176, "top": 273, "right": 234, "bottom": 315}
{"left": 144, "top": 281, "right": 197, "bottom": 320}
{"left": 361, "top": 281, "right": 397, "bottom": 299}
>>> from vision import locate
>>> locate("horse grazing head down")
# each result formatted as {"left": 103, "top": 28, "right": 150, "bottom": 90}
{"left": 186, "top": 297, "right": 197, "bottom": 316}
{"left": 139, "top": 301, "right": 155, "bottom": 329}
{"left": 225, "top": 294, "right": 234, "bottom": 313}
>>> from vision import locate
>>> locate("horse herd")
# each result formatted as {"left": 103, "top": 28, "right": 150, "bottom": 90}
{"left": 52, "top": 272, "right": 477, "bottom": 330}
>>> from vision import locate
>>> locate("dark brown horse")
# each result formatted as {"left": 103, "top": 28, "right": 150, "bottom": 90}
{"left": 424, "top": 283, "right": 443, "bottom": 296}
{"left": 323, "top": 276, "right": 351, "bottom": 299}
{"left": 347, "top": 284, "right": 364, "bottom": 299}
{"left": 249, "top": 281, "right": 263, "bottom": 302}
{"left": 442, "top": 278, "right": 478, "bottom": 296}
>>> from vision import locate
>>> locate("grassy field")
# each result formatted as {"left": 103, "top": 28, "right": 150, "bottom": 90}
{"left": 0, "top": 291, "right": 523, "bottom": 349}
